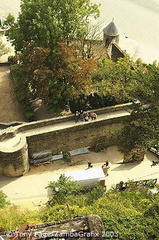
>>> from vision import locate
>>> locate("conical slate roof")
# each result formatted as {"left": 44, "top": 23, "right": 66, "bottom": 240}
{"left": 103, "top": 20, "right": 120, "bottom": 37}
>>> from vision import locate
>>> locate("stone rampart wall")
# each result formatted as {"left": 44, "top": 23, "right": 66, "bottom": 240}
{"left": 27, "top": 115, "right": 128, "bottom": 156}
{"left": 0, "top": 103, "right": 130, "bottom": 177}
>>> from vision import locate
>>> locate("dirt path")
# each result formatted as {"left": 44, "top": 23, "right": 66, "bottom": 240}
{"left": 0, "top": 66, "right": 25, "bottom": 123}
{"left": 0, "top": 146, "right": 158, "bottom": 210}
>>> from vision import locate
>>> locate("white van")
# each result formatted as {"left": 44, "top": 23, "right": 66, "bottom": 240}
{"left": 65, "top": 168, "right": 105, "bottom": 186}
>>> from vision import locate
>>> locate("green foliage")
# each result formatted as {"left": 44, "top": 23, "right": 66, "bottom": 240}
{"left": 10, "top": 41, "right": 98, "bottom": 113}
{"left": 37, "top": 188, "right": 159, "bottom": 240}
{"left": 2, "top": 13, "right": 15, "bottom": 28}
{"left": 0, "top": 187, "right": 159, "bottom": 240}
{"left": 46, "top": 174, "right": 84, "bottom": 206}
{"left": 119, "top": 105, "right": 159, "bottom": 154}
{"left": 87, "top": 93, "right": 119, "bottom": 108}
{"left": 5, "top": 0, "right": 100, "bottom": 51}
{"left": 68, "top": 55, "right": 159, "bottom": 115}
{"left": 0, "top": 191, "right": 9, "bottom": 209}
{"left": 46, "top": 174, "right": 106, "bottom": 209}
{"left": 92, "top": 56, "right": 134, "bottom": 103}
{"left": 130, "top": 63, "right": 159, "bottom": 105}
{"left": 0, "top": 39, "right": 10, "bottom": 57}
{"left": 62, "top": 152, "right": 71, "bottom": 160}
{"left": 69, "top": 95, "right": 89, "bottom": 112}
{"left": 86, "top": 184, "right": 106, "bottom": 205}
{"left": 118, "top": 62, "right": 159, "bottom": 154}
{"left": 4, "top": 0, "right": 100, "bottom": 115}
{"left": 8, "top": 55, "right": 18, "bottom": 65}
{"left": 0, "top": 205, "right": 41, "bottom": 231}
{"left": 10, "top": 64, "right": 34, "bottom": 121}
{"left": 69, "top": 93, "right": 124, "bottom": 113}
{"left": 38, "top": 205, "right": 70, "bottom": 223}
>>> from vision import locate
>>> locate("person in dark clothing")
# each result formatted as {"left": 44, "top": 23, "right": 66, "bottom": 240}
{"left": 118, "top": 181, "right": 126, "bottom": 191}
{"left": 74, "top": 111, "right": 79, "bottom": 123}
{"left": 151, "top": 161, "right": 159, "bottom": 167}
{"left": 105, "top": 161, "right": 109, "bottom": 167}
{"left": 88, "top": 162, "right": 93, "bottom": 168}
{"left": 102, "top": 161, "right": 109, "bottom": 168}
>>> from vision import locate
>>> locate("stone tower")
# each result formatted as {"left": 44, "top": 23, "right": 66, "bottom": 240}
{"left": 103, "top": 19, "right": 120, "bottom": 58}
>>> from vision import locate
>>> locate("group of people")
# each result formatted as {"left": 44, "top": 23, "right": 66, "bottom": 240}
{"left": 87, "top": 161, "right": 109, "bottom": 170}
{"left": 74, "top": 110, "right": 97, "bottom": 123}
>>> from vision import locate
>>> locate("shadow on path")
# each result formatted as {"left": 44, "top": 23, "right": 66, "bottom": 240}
{"left": 111, "top": 161, "right": 142, "bottom": 171}
{"left": 0, "top": 175, "right": 19, "bottom": 188}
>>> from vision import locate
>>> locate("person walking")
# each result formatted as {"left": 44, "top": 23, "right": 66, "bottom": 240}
{"left": 74, "top": 111, "right": 79, "bottom": 123}
{"left": 87, "top": 162, "right": 93, "bottom": 168}
{"left": 102, "top": 161, "right": 109, "bottom": 176}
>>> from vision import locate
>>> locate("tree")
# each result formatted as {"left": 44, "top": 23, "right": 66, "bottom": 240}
{"left": 119, "top": 62, "right": 159, "bottom": 156}
{"left": 11, "top": 41, "right": 97, "bottom": 112}
{"left": 46, "top": 174, "right": 84, "bottom": 206}
{"left": 5, "top": 0, "right": 100, "bottom": 51}
{"left": 92, "top": 56, "right": 135, "bottom": 103}
{"left": 5, "top": 0, "right": 100, "bottom": 114}
{"left": 0, "top": 39, "right": 9, "bottom": 57}
{"left": 2, "top": 13, "right": 15, "bottom": 28}
{"left": 130, "top": 63, "right": 159, "bottom": 106}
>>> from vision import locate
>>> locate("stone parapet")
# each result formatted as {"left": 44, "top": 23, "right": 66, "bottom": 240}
{"left": 16, "top": 103, "right": 131, "bottom": 133}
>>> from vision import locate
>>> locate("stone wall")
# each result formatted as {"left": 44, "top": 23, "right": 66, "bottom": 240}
{"left": 27, "top": 116, "right": 126, "bottom": 157}
{"left": 0, "top": 103, "right": 130, "bottom": 177}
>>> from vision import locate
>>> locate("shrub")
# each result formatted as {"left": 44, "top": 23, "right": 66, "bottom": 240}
{"left": 0, "top": 191, "right": 9, "bottom": 209}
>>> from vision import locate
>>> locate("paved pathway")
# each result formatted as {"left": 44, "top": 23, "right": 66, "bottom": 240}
{"left": 24, "top": 110, "right": 130, "bottom": 137}
{"left": 0, "top": 66, "right": 25, "bottom": 123}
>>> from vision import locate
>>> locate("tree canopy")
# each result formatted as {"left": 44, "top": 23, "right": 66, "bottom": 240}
{"left": 5, "top": 0, "right": 100, "bottom": 51}
{"left": 119, "top": 62, "right": 159, "bottom": 154}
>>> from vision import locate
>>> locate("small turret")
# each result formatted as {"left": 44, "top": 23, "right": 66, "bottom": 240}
{"left": 103, "top": 19, "right": 121, "bottom": 58}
